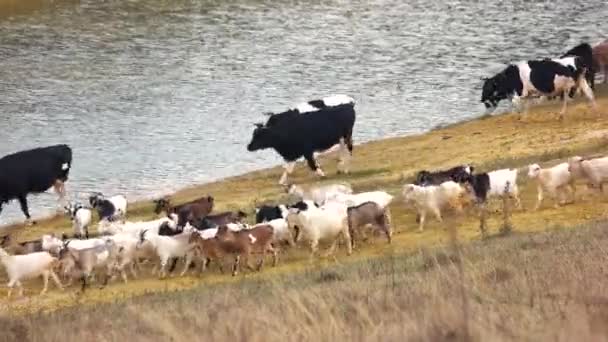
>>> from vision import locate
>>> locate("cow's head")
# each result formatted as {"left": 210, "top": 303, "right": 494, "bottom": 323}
{"left": 247, "top": 124, "right": 273, "bottom": 152}
{"left": 481, "top": 76, "right": 501, "bottom": 109}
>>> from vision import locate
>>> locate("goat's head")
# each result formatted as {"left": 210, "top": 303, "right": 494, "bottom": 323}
{"left": 153, "top": 198, "right": 171, "bottom": 214}
{"left": 567, "top": 156, "right": 585, "bottom": 173}
{"left": 89, "top": 193, "right": 104, "bottom": 207}
{"left": 527, "top": 164, "right": 542, "bottom": 179}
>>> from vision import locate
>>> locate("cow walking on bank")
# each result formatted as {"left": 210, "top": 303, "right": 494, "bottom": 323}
{"left": 481, "top": 55, "right": 597, "bottom": 120}
{"left": 0, "top": 145, "right": 73, "bottom": 224}
{"left": 247, "top": 95, "right": 356, "bottom": 185}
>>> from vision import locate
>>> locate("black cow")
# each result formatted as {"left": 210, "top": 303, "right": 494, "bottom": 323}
{"left": 0, "top": 144, "right": 72, "bottom": 223}
{"left": 481, "top": 57, "right": 597, "bottom": 119}
{"left": 247, "top": 95, "right": 356, "bottom": 185}
{"left": 414, "top": 165, "right": 474, "bottom": 186}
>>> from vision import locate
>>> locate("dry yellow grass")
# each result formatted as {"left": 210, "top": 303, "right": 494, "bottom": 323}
{"left": 4, "top": 222, "right": 608, "bottom": 342}
{"left": 0, "top": 88, "right": 608, "bottom": 320}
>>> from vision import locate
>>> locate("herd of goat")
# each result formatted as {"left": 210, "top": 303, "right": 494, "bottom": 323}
{"left": 1, "top": 39, "right": 608, "bottom": 298}
{"left": 1, "top": 153, "right": 608, "bottom": 298}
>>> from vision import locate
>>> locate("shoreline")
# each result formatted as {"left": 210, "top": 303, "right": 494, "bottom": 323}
{"left": 1, "top": 88, "right": 607, "bottom": 236}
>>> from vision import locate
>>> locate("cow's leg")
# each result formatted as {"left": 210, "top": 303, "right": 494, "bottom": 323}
{"left": 578, "top": 78, "right": 598, "bottom": 114}
{"left": 558, "top": 89, "right": 570, "bottom": 120}
{"left": 337, "top": 137, "right": 352, "bottom": 175}
{"left": 53, "top": 179, "right": 67, "bottom": 209}
{"left": 279, "top": 161, "right": 296, "bottom": 186}
{"left": 603, "top": 65, "right": 608, "bottom": 84}
{"left": 304, "top": 153, "right": 325, "bottom": 178}
{"left": 17, "top": 195, "right": 33, "bottom": 225}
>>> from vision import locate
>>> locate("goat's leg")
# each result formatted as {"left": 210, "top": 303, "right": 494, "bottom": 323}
{"left": 418, "top": 210, "right": 427, "bottom": 232}
{"left": 158, "top": 258, "right": 168, "bottom": 279}
{"left": 270, "top": 246, "right": 278, "bottom": 267}
{"left": 568, "top": 182, "right": 576, "bottom": 204}
{"left": 309, "top": 240, "right": 319, "bottom": 262}
{"left": 511, "top": 187, "right": 522, "bottom": 210}
{"left": 180, "top": 254, "right": 193, "bottom": 277}
{"left": 129, "top": 261, "right": 138, "bottom": 279}
{"left": 245, "top": 252, "right": 256, "bottom": 271}
{"left": 6, "top": 280, "right": 15, "bottom": 299}
{"left": 534, "top": 185, "right": 544, "bottom": 211}
{"left": 343, "top": 224, "right": 353, "bottom": 256}
{"left": 50, "top": 270, "right": 63, "bottom": 290}
{"left": 379, "top": 213, "right": 392, "bottom": 244}
{"left": 40, "top": 271, "right": 50, "bottom": 296}
{"left": 232, "top": 255, "right": 241, "bottom": 276}
{"left": 17, "top": 281, "right": 24, "bottom": 298}
{"left": 432, "top": 206, "right": 443, "bottom": 223}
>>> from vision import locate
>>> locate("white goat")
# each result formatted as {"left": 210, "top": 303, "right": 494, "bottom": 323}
{"left": 42, "top": 234, "right": 106, "bottom": 253}
{"left": 138, "top": 227, "right": 196, "bottom": 278}
{"left": 64, "top": 203, "right": 93, "bottom": 239}
{"left": 101, "top": 233, "right": 142, "bottom": 282}
{"left": 0, "top": 247, "right": 63, "bottom": 298}
{"left": 101, "top": 214, "right": 178, "bottom": 236}
{"left": 285, "top": 201, "right": 351, "bottom": 260}
{"left": 568, "top": 156, "right": 608, "bottom": 194}
{"left": 288, "top": 182, "right": 353, "bottom": 205}
{"left": 329, "top": 190, "right": 394, "bottom": 209}
{"left": 528, "top": 163, "right": 575, "bottom": 210}
{"left": 402, "top": 181, "right": 469, "bottom": 232}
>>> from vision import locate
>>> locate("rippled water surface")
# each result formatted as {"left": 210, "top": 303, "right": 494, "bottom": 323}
{"left": 0, "top": 0, "right": 606, "bottom": 224}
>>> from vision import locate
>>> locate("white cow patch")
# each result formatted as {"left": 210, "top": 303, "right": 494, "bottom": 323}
{"left": 248, "top": 234, "right": 257, "bottom": 244}
{"left": 322, "top": 94, "right": 354, "bottom": 106}
{"left": 62, "top": 163, "right": 69, "bottom": 170}
{"left": 293, "top": 102, "right": 319, "bottom": 113}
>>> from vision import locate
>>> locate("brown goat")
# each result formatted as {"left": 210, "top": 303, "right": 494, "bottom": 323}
{"left": 347, "top": 201, "right": 392, "bottom": 249}
{"left": 188, "top": 232, "right": 226, "bottom": 274}
{"left": 0, "top": 234, "right": 43, "bottom": 255}
{"left": 153, "top": 196, "right": 214, "bottom": 227}
{"left": 215, "top": 224, "right": 277, "bottom": 276}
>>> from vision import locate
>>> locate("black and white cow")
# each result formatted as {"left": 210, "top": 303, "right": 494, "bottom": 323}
{"left": 481, "top": 56, "right": 597, "bottom": 119}
{"left": 247, "top": 95, "right": 356, "bottom": 185}
{"left": 0, "top": 144, "right": 72, "bottom": 224}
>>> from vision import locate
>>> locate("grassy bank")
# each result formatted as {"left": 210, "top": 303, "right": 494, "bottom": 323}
{"left": 4, "top": 222, "right": 608, "bottom": 341}
{"left": 0, "top": 89, "right": 608, "bottom": 319}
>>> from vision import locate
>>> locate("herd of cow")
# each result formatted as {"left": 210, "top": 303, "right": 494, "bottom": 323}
{"left": 0, "top": 39, "right": 607, "bottom": 298}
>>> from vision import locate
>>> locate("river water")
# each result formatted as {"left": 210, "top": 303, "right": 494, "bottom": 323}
{"left": 0, "top": 0, "right": 606, "bottom": 224}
